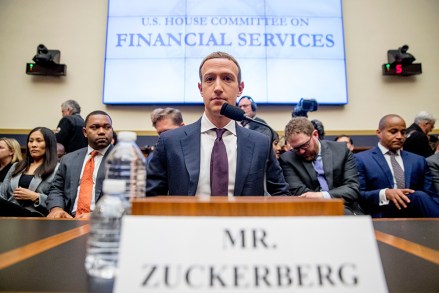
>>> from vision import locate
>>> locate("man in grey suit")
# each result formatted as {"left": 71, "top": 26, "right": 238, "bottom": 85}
{"left": 46, "top": 110, "right": 114, "bottom": 218}
{"left": 279, "top": 117, "right": 362, "bottom": 215}
{"left": 146, "top": 51, "right": 290, "bottom": 196}
{"left": 427, "top": 153, "right": 439, "bottom": 194}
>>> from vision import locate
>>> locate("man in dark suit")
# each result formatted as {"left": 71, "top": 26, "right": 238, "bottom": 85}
{"left": 47, "top": 110, "right": 114, "bottom": 218}
{"left": 355, "top": 114, "right": 439, "bottom": 218}
{"left": 279, "top": 117, "right": 362, "bottom": 215}
{"left": 55, "top": 100, "right": 87, "bottom": 153}
{"left": 237, "top": 96, "right": 272, "bottom": 139}
{"left": 146, "top": 52, "right": 290, "bottom": 196}
{"left": 403, "top": 111, "right": 436, "bottom": 158}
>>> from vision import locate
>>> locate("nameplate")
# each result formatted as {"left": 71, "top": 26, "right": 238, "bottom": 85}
{"left": 115, "top": 216, "right": 387, "bottom": 292}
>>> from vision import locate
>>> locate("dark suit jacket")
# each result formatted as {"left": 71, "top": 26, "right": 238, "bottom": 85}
{"left": 146, "top": 119, "right": 290, "bottom": 196}
{"left": 355, "top": 146, "right": 438, "bottom": 217}
{"left": 279, "top": 140, "right": 361, "bottom": 214}
{"left": 46, "top": 145, "right": 113, "bottom": 215}
{"left": 403, "top": 123, "right": 434, "bottom": 157}
{"left": 55, "top": 114, "right": 87, "bottom": 153}
{"left": 0, "top": 162, "right": 58, "bottom": 216}
{"left": 247, "top": 116, "right": 273, "bottom": 140}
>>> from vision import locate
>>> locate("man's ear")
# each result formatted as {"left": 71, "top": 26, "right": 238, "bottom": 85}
{"left": 237, "top": 81, "right": 245, "bottom": 96}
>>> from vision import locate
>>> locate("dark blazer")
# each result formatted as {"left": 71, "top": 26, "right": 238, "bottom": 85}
{"left": 279, "top": 140, "right": 362, "bottom": 215}
{"left": 55, "top": 114, "right": 87, "bottom": 153}
{"left": 1, "top": 162, "right": 58, "bottom": 216}
{"left": 355, "top": 146, "right": 439, "bottom": 217}
{"left": 247, "top": 116, "right": 273, "bottom": 139}
{"left": 403, "top": 123, "right": 434, "bottom": 158}
{"left": 146, "top": 119, "right": 290, "bottom": 196}
{"left": 46, "top": 145, "right": 113, "bottom": 215}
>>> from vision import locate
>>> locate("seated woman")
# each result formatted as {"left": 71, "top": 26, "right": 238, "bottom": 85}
{"left": 0, "top": 138, "right": 23, "bottom": 185}
{"left": 0, "top": 127, "right": 58, "bottom": 216}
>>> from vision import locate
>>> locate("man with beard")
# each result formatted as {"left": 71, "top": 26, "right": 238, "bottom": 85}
{"left": 279, "top": 117, "right": 362, "bottom": 215}
{"left": 47, "top": 111, "right": 114, "bottom": 219}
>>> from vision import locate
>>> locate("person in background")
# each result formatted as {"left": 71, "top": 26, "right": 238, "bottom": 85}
{"left": 335, "top": 134, "right": 355, "bottom": 152}
{"left": 0, "top": 127, "right": 58, "bottom": 216}
{"left": 0, "top": 138, "right": 23, "bottom": 185}
{"left": 403, "top": 111, "right": 436, "bottom": 157}
{"left": 147, "top": 51, "right": 290, "bottom": 196}
{"left": 55, "top": 99, "right": 87, "bottom": 154}
{"left": 355, "top": 114, "right": 439, "bottom": 217}
{"left": 148, "top": 107, "right": 185, "bottom": 162}
{"left": 279, "top": 117, "right": 363, "bottom": 215}
{"left": 150, "top": 107, "right": 185, "bottom": 135}
{"left": 47, "top": 111, "right": 114, "bottom": 219}
{"left": 426, "top": 153, "right": 439, "bottom": 196}
{"left": 311, "top": 119, "right": 325, "bottom": 140}
{"left": 237, "top": 96, "right": 272, "bottom": 139}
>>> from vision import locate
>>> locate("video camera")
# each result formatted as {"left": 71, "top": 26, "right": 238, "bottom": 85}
{"left": 292, "top": 98, "right": 318, "bottom": 117}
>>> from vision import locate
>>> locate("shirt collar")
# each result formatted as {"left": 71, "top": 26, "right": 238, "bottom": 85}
{"left": 87, "top": 144, "right": 111, "bottom": 156}
{"left": 378, "top": 143, "right": 401, "bottom": 156}
{"left": 201, "top": 112, "right": 237, "bottom": 136}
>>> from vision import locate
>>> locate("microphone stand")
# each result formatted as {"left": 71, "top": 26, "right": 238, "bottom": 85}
{"left": 241, "top": 116, "right": 277, "bottom": 143}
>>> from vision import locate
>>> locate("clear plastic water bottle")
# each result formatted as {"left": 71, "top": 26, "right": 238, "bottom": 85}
{"left": 85, "top": 179, "right": 129, "bottom": 279}
{"left": 105, "top": 131, "right": 146, "bottom": 200}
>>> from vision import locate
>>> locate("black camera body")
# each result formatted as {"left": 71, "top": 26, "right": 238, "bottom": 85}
{"left": 292, "top": 98, "right": 318, "bottom": 117}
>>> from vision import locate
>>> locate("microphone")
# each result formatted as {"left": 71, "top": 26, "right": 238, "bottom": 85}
{"left": 220, "top": 103, "right": 277, "bottom": 142}
{"left": 220, "top": 103, "right": 249, "bottom": 122}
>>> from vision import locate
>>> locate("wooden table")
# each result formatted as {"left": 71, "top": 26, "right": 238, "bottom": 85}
{"left": 0, "top": 217, "right": 438, "bottom": 292}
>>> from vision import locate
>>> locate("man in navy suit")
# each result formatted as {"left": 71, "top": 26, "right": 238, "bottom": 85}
{"left": 355, "top": 114, "right": 439, "bottom": 217}
{"left": 46, "top": 111, "right": 114, "bottom": 218}
{"left": 146, "top": 52, "right": 290, "bottom": 196}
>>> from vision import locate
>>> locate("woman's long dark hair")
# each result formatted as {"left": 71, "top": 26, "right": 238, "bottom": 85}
{"left": 12, "top": 127, "right": 58, "bottom": 179}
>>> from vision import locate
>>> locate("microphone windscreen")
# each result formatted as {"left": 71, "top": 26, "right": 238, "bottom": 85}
{"left": 220, "top": 103, "right": 245, "bottom": 121}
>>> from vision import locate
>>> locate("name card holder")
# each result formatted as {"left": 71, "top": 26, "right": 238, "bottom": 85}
{"left": 132, "top": 196, "right": 344, "bottom": 216}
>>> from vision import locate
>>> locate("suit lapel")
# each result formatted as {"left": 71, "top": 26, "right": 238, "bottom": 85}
{"left": 371, "top": 147, "right": 394, "bottom": 187}
{"left": 95, "top": 145, "right": 114, "bottom": 200}
{"left": 400, "top": 151, "right": 411, "bottom": 188}
{"left": 320, "top": 141, "right": 334, "bottom": 189}
{"left": 28, "top": 176, "right": 43, "bottom": 191}
{"left": 181, "top": 121, "right": 201, "bottom": 195}
{"left": 235, "top": 126, "right": 255, "bottom": 196}
{"left": 71, "top": 149, "right": 87, "bottom": 199}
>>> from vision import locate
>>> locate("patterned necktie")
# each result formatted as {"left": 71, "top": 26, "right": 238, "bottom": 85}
{"left": 210, "top": 128, "right": 228, "bottom": 196}
{"left": 388, "top": 151, "right": 405, "bottom": 189}
{"left": 312, "top": 155, "right": 329, "bottom": 191}
{"left": 76, "top": 150, "right": 99, "bottom": 217}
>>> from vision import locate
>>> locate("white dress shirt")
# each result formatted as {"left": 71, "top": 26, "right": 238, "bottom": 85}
{"left": 196, "top": 113, "right": 237, "bottom": 196}
{"left": 72, "top": 145, "right": 111, "bottom": 213}
{"left": 377, "top": 143, "right": 405, "bottom": 205}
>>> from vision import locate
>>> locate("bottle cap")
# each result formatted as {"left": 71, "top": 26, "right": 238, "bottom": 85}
{"left": 117, "top": 131, "right": 137, "bottom": 142}
{"left": 103, "top": 179, "right": 126, "bottom": 194}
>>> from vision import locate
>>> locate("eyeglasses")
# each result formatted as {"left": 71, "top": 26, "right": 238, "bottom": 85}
{"left": 291, "top": 136, "right": 312, "bottom": 152}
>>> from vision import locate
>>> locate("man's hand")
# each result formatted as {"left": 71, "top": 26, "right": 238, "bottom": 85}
{"left": 385, "top": 188, "right": 414, "bottom": 210}
{"left": 299, "top": 191, "right": 324, "bottom": 198}
{"left": 47, "top": 207, "right": 73, "bottom": 219}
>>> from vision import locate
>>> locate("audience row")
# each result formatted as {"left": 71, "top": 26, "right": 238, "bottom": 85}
{"left": 0, "top": 51, "right": 438, "bottom": 219}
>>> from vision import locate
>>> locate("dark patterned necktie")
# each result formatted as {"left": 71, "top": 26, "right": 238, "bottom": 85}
{"left": 388, "top": 151, "right": 405, "bottom": 189}
{"left": 210, "top": 128, "right": 228, "bottom": 195}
